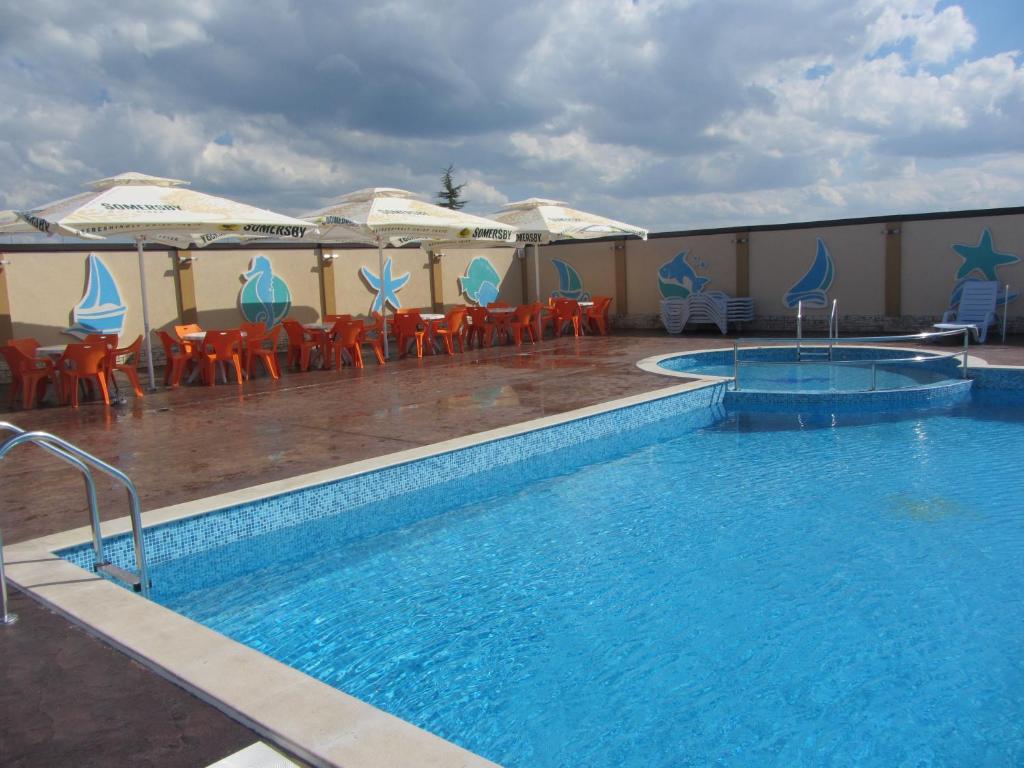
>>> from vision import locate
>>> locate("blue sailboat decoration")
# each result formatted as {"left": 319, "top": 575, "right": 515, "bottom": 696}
{"left": 783, "top": 238, "right": 834, "bottom": 308}
{"left": 550, "top": 258, "right": 591, "bottom": 301}
{"left": 66, "top": 253, "right": 127, "bottom": 339}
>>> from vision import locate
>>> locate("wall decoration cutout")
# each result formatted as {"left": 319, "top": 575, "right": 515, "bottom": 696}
{"left": 459, "top": 257, "right": 502, "bottom": 306}
{"left": 360, "top": 256, "right": 410, "bottom": 313}
{"left": 947, "top": 228, "right": 1019, "bottom": 310}
{"left": 550, "top": 258, "right": 591, "bottom": 301}
{"left": 66, "top": 253, "right": 127, "bottom": 338}
{"left": 783, "top": 238, "right": 834, "bottom": 308}
{"left": 239, "top": 255, "right": 292, "bottom": 326}
{"left": 657, "top": 250, "right": 709, "bottom": 299}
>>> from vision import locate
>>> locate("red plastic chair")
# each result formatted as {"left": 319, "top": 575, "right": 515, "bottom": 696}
{"left": 173, "top": 324, "right": 203, "bottom": 357}
{"left": 0, "top": 342, "right": 55, "bottom": 409}
{"left": 393, "top": 312, "right": 426, "bottom": 358}
{"left": 487, "top": 303, "right": 515, "bottom": 345}
{"left": 465, "top": 307, "right": 494, "bottom": 349}
{"left": 328, "top": 320, "right": 365, "bottom": 369}
{"left": 510, "top": 305, "right": 536, "bottom": 346}
{"left": 155, "top": 330, "right": 193, "bottom": 387}
{"left": 197, "top": 330, "right": 244, "bottom": 386}
{"left": 552, "top": 299, "right": 581, "bottom": 337}
{"left": 432, "top": 307, "right": 467, "bottom": 356}
{"left": 243, "top": 325, "right": 281, "bottom": 380}
{"left": 359, "top": 314, "right": 387, "bottom": 365}
{"left": 106, "top": 335, "right": 144, "bottom": 398}
{"left": 282, "top": 319, "right": 325, "bottom": 372}
{"left": 57, "top": 343, "right": 111, "bottom": 407}
{"left": 584, "top": 296, "right": 613, "bottom": 336}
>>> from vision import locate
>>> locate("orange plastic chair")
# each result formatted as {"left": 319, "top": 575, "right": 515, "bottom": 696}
{"left": 58, "top": 343, "right": 111, "bottom": 407}
{"left": 282, "top": 319, "right": 325, "bottom": 372}
{"left": 432, "top": 307, "right": 467, "bottom": 356}
{"left": 393, "top": 312, "right": 426, "bottom": 358}
{"left": 328, "top": 320, "right": 365, "bottom": 369}
{"left": 155, "top": 330, "right": 193, "bottom": 387}
{"left": 359, "top": 314, "right": 387, "bottom": 365}
{"left": 510, "top": 305, "right": 536, "bottom": 346}
{"left": 243, "top": 325, "right": 281, "bottom": 380}
{"left": 106, "top": 335, "right": 144, "bottom": 398}
{"left": 173, "top": 323, "right": 203, "bottom": 356}
{"left": 465, "top": 307, "right": 495, "bottom": 349}
{"left": 584, "top": 296, "right": 613, "bottom": 336}
{"left": 0, "top": 343, "right": 55, "bottom": 409}
{"left": 552, "top": 299, "right": 581, "bottom": 337}
{"left": 197, "top": 330, "right": 244, "bottom": 386}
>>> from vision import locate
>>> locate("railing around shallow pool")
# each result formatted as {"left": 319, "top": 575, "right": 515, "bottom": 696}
{"left": 732, "top": 328, "right": 970, "bottom": 392}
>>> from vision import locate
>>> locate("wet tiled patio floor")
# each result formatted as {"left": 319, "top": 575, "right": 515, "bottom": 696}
{"left": 2, "top": 331, "right": 1022, "bottom": 766}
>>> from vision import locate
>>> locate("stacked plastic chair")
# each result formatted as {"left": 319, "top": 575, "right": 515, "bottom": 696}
{"left": 660, "top": 298, "right": 687, "bottom": 334}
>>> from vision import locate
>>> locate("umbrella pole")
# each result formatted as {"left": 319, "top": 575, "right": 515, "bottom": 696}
{"left": 533, "top": 242, "right": 542, "bottom": 302}
{"left": 378, "top": 239, "right": 389, "bottom": 359}
{"left": 136, "top": 236, "right": 157, "bottom": 391}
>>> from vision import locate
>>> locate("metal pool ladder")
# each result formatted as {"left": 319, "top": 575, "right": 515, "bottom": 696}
{"left": 0, "top": 422, "right": 150, "bottom": 597}
{"left": 795, "top": 299, "right": 839, "bottom": 362}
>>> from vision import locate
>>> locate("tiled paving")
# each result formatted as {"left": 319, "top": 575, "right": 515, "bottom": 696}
{"left": 2, "top": 330, "right": 1023, "bottom": 766}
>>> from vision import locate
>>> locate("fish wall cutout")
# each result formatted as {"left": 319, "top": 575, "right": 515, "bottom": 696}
{"left": 459, "top": 257, "right": 502, "bottom": 306}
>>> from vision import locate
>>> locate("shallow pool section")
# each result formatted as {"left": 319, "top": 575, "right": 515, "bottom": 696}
{"left": 74, "top": 393, "right": 1024, "bottom": 768}
{"left": 659, "top": 346, "right": 961, "bottom": 393}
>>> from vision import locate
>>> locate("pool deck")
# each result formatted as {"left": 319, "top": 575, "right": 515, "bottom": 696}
{"left": 2, "top": 330, "right": 1023, "bottom": 766}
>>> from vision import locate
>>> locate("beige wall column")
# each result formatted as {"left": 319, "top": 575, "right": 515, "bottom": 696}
{"left": 884, "top": 221, "right": 902, "bottom": 317}
{"left": 735, "top": 232, "right": 750, "bottom": 296}
{"left": 0, "top": 256, "right": 13, "bottom": 344}
{"left": 430, "top": 252, "right": 444, "bottom": 312}
{"left": 317, "top": 246, "right": 336, "bottom": 317}
{"left": 613, "top": 240, "right": 628, "bottom": 315}
{"left": 174, "top": 250, "right": 199, "bottom": 324}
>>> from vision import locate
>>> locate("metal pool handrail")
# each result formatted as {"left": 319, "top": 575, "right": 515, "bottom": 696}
{"left": 732, "top": 328, "right": 970, "bottom": 391}
{"left": 0, "top": 423, "right": 150, "bottom": 596}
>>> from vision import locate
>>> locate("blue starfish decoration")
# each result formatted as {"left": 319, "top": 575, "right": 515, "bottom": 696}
{"left": 360, "top": 257, "right": 410, "bottom": 313}
{"left": 952, "top": 228, "right": 1018, "bottom": 281}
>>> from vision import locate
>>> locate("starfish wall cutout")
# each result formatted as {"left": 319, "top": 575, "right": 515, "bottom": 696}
{"left": 360, "top": 257, "right": 410, "bottom": 313}
{"left": 952, "top": 228, "right": 1018, "bottom": 281}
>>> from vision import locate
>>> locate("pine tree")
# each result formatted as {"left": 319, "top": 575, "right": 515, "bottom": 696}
{"left": 436, "top": 165, "right": 468, "bottom": 210}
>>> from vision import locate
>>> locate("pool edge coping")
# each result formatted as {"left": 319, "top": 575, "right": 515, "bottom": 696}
{"left": 4, "top": 377, "right": 718, "bottom": 768}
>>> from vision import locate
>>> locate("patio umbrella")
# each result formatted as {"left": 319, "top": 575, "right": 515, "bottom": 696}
{"left": 0, "top": 172, "right": 314, "bottom": 389}
{"left": 301, "top": 187, "right": 517, "bottom": 356}
{"left": 491, "top": 198, "right": 648, "bottom": 301}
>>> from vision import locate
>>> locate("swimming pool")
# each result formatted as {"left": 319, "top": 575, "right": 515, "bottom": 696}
{"left": 657, "top": 346, "right": 961, "bottom": 392}
{"left": 58, "top": 382, "right": 1024, "bottom": 767}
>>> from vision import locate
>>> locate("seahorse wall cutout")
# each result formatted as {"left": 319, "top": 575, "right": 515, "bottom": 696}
{"left": 239, "top": 254, "right": 292, "bottom": 326}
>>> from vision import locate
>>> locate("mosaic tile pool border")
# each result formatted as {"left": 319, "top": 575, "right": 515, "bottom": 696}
{"left": 61, "top": 382, "right": 727, "bottom": 576}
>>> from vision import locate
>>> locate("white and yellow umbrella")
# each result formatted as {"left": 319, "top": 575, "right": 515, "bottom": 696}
{"left": 302, "top": 187, "right": 517, "bottom": 356}
{"left": 0, "top": 172, "right": 315, "bottom": 389}
{"left": 492, "top": 198, "right": 648, "bottom": 301}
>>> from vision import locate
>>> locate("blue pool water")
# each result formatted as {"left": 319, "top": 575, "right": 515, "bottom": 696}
{"left": 659, "top": 347, "right": 960, "bottom": 392}
{"left": 153, "top": 397, "right": 1024, "bottom": 767}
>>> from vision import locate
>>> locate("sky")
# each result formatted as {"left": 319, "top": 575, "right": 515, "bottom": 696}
{"left": 0, "top": 0, "right": 1022, "bottom": 235}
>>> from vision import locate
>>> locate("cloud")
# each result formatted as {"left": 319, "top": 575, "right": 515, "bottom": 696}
{"left": 1, "top": 0, "right": 1022, "bottom": 234}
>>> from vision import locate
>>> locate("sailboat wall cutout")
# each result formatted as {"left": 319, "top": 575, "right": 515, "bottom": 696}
{"left": 550, "top": 258, "right": 591, "bottom": 301}
{"left": 783, "top": 238, "right": 834, "bottom": 309}
{"left": 66, "top": 253, "right": 128, "bottom": 339}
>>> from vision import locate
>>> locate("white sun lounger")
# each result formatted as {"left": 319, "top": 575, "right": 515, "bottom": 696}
{"left": 934, "top": 280, "right": 999, "bottom": 343}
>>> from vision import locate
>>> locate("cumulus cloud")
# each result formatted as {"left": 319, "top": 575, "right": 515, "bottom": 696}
{"left": 0, "top": 0, "right": 1022, "bottom": 234}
